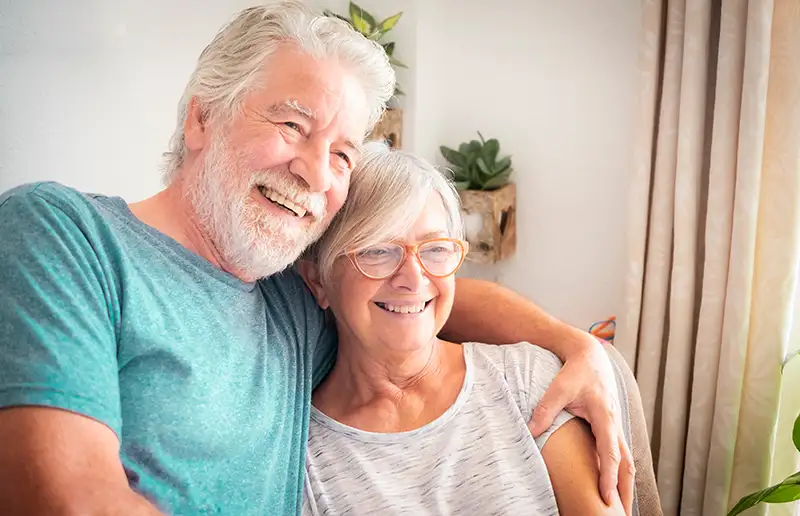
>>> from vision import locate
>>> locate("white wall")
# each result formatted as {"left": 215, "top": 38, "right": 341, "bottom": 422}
{"left": 0, "top": 0, "right": 641, "bottom": 329}
{"left": 0, "top": 1, "right": 260, "bottom": 201}
{"left": 411, "top": 1, "right": 641, "bottom": 329}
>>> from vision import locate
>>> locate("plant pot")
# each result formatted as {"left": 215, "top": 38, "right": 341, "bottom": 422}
{"left": 458, "top": 183, "right": 516, "bottom": 264}
{"left": 368, "top": 108, "right": 403, "bottom": 149}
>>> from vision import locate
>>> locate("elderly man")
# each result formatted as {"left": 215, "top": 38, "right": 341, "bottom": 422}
{"left": 0, "top": 2, "right": 632, "bottom": 515}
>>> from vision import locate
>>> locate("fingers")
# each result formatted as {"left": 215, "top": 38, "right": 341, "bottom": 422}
{"left": 527, "top": 371, "right": 573, "bottom": 437}
{"left": 589, "top": 405, "right": 621, "bottom": 506}
{"left": 618, "top": 434, "right": 635, "bottom": 516}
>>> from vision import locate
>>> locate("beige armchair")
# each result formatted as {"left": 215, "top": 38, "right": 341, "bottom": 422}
{"left": 604, "top": 343, "right": 663, "bottom": 516}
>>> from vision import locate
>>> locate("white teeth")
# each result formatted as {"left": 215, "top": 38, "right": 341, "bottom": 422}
{"left": 258, "top": 186, "right": 308, "bottom": 218}
{"left": 380, "top": 302, "right": 427, "bottom": 314}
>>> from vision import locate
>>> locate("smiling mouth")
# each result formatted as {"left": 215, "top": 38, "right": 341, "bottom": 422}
{"left": 256, "top": 185, "right": 308, "bottom": 218}
{"left": 374, "top": 300, "right": 433, "bottom": 315}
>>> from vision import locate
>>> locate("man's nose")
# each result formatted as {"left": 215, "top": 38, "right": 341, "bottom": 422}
{"left": 291, "top": 140, "right": 332, "bottom": 193}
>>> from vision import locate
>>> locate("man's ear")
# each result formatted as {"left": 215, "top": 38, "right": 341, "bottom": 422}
{"left": 296, "top": 260, "right": 330, "bottom": 310}
{"left": 184, "top": 97, "right": 209, "bottom": 152}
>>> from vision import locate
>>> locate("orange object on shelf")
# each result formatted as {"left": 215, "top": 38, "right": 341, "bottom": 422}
{"left": 589, "top": 316, "right": 616, "bottom": 343}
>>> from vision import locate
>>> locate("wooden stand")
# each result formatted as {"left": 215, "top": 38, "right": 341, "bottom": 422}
{"left": 458, "top": 183, "right": 516, "bottom": 264}
{"left": 368, "top": 108, "right": 403, "bottom": 149}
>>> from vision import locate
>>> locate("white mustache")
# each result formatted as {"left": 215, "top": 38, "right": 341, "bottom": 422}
{"left": 249, "top": 169, "right": 327, "bottom": 219}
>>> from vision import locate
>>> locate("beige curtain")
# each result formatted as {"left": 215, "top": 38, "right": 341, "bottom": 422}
{"left": 617, "top": 0, "right": 800, "bottom": 515}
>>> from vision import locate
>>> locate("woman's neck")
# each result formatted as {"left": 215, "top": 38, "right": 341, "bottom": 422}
{"left": 313, "top": 337, "right": 466, "bottom": 432}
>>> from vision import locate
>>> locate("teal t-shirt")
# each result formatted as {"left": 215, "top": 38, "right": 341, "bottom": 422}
{"left": 0, "top": 182, "right": 336, "bottom": 515}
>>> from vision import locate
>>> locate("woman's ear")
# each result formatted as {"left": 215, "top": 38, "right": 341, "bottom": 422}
{"left": 296, "top": 260, "right": 330, "bottom": 310}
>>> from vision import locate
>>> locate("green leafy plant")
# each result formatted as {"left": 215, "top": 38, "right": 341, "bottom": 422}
{"left": 324, "top": 2, "right": 407, "bottom": 97}
{"left": 440, "top": 132, "right": 513, "bottom": 191}
{"left": 726, "top": 411, "right": 800, "bottom": 515}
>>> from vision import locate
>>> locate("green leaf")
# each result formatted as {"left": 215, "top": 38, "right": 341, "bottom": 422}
{"left": 382, "top": 42, "right": 395, "bottom": 56}
{"left": 440, "top": 146, "right": 466, "bottom": 167}
{"left": 458, "top": 143, "right": 470, "bottom": 156}
{"left": 349, "top": 2, "right": 376, "bottom": 35}
{"left": 481, "top": 139, "right": 499, "bottom": 164}
{"left": 324, "top": 10, "right": 353, "bottom": 25}
{"left": 454, "top": 180, "right": 471, "bottom": 190}
{"left": 783, "top": 350, "right": 800, "bottom": 373}
{"left": 482, "top": 169, "right": 512, "bottom": 190}
{"left": 476, "top": 157, "right": 491, "bottom": 177}
{"left": 378, "top": 12, "right": 402, "bottom": 32}
{"left": 793, "top": 413, "right": 800, "bottom": 453}
{"left": 451, "top": 167, "right": 469, "bottom": 182}
{"left": 494, "top": 156, "right": 511, "bottom": 173}
{"left": 389, "top": 56, "right": 408, "bottom": 69}
{"left": 727, "top": 472, "right": 800, "bottom": 516}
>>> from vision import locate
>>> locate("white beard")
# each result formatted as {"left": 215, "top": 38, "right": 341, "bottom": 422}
{"left": 186, "top": 135, "right": 329, "bottom": 280}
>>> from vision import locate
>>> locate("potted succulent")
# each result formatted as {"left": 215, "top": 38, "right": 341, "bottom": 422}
{"left": 325, "top": 2, "right": 406, "bottom": 148}
{"left": 440, "top": 132, "right": 516, "bottom": 264}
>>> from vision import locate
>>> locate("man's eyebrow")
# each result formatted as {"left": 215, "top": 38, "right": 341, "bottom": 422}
{"left": 267, "top": 100, "right": 316, "bottom": 120}
{"left": 344, "top": 139, "right": 363, "bottom": 156}
{"left": 267, "top": 100, "right": 362, "bottom": 154}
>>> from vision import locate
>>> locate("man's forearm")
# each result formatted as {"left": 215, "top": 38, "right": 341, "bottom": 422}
{"left": 108, "top": 491, "right": 166, "bottom": 516}
{"left": 444, "top": 277, "right": 589, "bottom": 360}
{"left": 6, "top": 488, "right": 165, "bottom": 516}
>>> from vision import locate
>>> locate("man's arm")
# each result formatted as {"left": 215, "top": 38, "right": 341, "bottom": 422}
{"left": 0, "top": 187, "right": 162, "bottom": 514}
{"left": 444, "top": 278, "right": 590, "bottom": 357}
{"left": 447, "top": 277, "right": 635, "bottom": 509}
{"left": 541, "top": 419, "right": 627, "bottom": 516}
{"left": 0, "top": 407, "right": 164, "bottom": 516}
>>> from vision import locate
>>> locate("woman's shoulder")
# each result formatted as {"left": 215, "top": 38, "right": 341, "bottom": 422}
{"left": 466, "top": 341, "right": 564, "bottom": 378}
{"left": 465, "top": 342, "right": 563, "bottom": 413}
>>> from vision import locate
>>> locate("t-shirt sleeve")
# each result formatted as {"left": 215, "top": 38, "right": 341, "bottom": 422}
{"left": 311, "top": 316, "right": 337, "bottom": 389}
{"left": 504, "top": 343, "right": 575, "bottom": 449}
{"left": 0, "top": 187, "right": 121, "bottom": 435}
{"left": 281, "top": 266, "right": 337, "bottom": 389}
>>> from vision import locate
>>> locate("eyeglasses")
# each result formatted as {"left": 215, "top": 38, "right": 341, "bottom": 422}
{"left": 348, "top": 238, "right": 469, "bottom": 280}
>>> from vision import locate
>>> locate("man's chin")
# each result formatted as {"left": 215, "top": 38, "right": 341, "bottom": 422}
{"left": 244, "top": 243, "right": 308, "bottom": 279}
{"left": 228, "top": 255, "right": 296, "bottom": 282}
{"left": 225, "top": 221, "right": 325, "bottom": 280}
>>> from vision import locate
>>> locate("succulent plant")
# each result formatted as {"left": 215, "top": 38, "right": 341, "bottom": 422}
{"left": 440, "top": 132, "right": 513, "bottom": 190}
{"left": 324, "top": 2, "right": 407, "bottom": 97}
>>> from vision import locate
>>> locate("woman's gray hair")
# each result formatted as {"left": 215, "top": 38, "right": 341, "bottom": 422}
{"left": 306, "top": 142, "right": 464, "bottom": 285}
{"left": 163, "top": 0, "right": 395, "bottom": 183}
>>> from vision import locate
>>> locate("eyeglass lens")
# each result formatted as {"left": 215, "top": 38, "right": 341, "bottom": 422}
{"left": 355, "top": 240, "right": 463, "bottom": 278}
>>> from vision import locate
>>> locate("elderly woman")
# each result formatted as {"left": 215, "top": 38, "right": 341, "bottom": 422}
{"left": 298, "top": 144, "right": 626, "bottom": 516}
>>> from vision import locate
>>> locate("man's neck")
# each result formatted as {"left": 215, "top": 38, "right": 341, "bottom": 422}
{"left": 128, "top": 184, "right": 228, "bottom": 273}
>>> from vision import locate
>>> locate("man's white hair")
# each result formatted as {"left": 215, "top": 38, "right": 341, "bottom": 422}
{"left": 306, "top": 142, "right": 465, "bottom": 286}
{"left": 162, "top": 0, "right": 395, "bottom": 183}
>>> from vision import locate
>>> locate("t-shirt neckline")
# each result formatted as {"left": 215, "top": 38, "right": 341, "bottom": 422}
{"left": 309, "top": 343, "right": 475, "bottom": 443}
{"left": 97, "top": 194, "right": 258, "bottom": 292}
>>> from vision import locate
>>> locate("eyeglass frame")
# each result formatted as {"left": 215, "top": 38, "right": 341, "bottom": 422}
{"left": 346, "top": 238, "right": 469, "bottom": 280}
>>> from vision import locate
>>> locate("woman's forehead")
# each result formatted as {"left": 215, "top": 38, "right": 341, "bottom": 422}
{"left": 406, "top": 195, "right": 449, "bottom": 235}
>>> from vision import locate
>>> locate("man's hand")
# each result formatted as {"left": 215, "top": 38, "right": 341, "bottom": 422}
{"left": 445, "top": 278, "right": 635, "bottom": 513}
{"left": 528, "top": 335, "right": 635, "bottom": 516}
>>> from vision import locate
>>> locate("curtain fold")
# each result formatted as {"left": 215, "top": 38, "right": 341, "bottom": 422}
{"left": 618, "top": 0, "right": 800, "bottom": 514}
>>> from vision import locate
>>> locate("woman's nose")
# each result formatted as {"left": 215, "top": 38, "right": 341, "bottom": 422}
{"left": 389, "top": 251, "right": 428, "bottom": 292}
